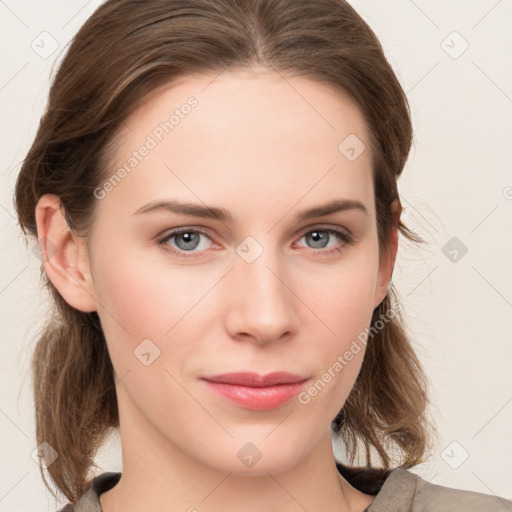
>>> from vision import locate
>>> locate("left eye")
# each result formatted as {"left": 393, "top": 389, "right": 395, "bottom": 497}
{"left": 159, "top": 228, "right": 212, "bottom": 253}
{"left": 298, "top": 229, "right": 353, "bottom": 252}
{"left": 158, "top": 226, "right": 354, "bottom": 257}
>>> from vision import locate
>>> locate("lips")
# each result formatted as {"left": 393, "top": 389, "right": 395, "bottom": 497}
{"left": 200, "top": 372, "right": 309, "bottom": 410}
{"left": 201, "top": 371, "right": 308, "bottom": 387}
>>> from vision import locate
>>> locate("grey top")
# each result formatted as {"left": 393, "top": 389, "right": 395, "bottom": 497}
{"left": 58, "top": 467, "right": 511, "bottom": 511}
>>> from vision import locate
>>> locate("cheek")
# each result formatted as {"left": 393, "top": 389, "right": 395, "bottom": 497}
{"left": 91, "top": 227, "right": 379, "bottom": 374}
{"left": 303, "top": 286, "right": 374, "bottom": 420}
{"left": 301, "top": 251, "right": 378, "bottom": 399}
{"left": 91, "top": 232, "right": 196, "bottom": 326}
{"left": 90, "top": 238, "right": 216, "bottom": 367}
{"left": 308, "top": 249, "right": 379, "bottom": 340}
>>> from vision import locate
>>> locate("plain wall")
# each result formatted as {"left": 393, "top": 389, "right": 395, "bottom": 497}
{"left": 0, "top": 1, "right": 511, "bottom": 510}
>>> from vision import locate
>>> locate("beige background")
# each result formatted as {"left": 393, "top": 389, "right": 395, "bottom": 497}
{"left": 0, "top": 0, "right": 511, "bottom": 510}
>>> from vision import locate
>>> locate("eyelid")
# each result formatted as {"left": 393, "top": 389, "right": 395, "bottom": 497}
{"left": 157, "top": 226, "right": 216, "bottom": 247}
{"left": 295, "top": 224, "right": 356, "bottom": 250}
{"left": 157, "top": 223, "right": 352, "bottom": 241}
{"left": 297, "top": 222, "right": 352, "bottom": 237}
{"left": 157, "top": 223, "right": 355, "bottom": 257}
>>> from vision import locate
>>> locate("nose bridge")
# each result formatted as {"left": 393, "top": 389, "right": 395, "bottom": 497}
{"left": 227, "top": 235, "right": 298, "bottom": 342}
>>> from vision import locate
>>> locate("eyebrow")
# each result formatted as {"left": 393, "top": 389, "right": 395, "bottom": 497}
{"left": 133, "top": 198, "right": 368, "bottom": 223}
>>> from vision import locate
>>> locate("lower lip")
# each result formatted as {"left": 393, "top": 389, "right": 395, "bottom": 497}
{"left": 202, "top": 380, "right": 307, "bottom": 410}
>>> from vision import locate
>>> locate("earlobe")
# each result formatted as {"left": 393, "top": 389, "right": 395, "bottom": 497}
{"left": 34, "top": 194, "right": 97, "bottom": 313}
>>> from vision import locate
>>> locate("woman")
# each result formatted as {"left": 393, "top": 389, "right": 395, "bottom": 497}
{"left": 14, "top": 0, "right": 511, "bottom": 511}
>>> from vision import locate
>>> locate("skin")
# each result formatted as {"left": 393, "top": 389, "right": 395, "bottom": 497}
{"left": 36, "top": 67, "right": 399, "bottom": 512}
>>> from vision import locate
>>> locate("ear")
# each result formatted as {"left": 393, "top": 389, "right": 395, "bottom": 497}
{"left": 34, "top": 194, "right": 97, "bottom": 312}
{"left": 373, "top": 199, "right": 401, "bottom": 309}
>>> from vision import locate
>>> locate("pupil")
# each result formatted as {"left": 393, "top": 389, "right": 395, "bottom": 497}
{"left": 178, "top": 232, "right": 198, "bottom": 249}
{"left": 309, "top": 231, "right": 327, "bottom": 248}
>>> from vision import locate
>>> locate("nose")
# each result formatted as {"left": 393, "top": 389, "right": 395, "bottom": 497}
{"left": 223, "top": 248, "right": 300, "bottom": 346}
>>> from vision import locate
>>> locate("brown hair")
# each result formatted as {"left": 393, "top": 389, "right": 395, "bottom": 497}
{"left": 14, "top": 0, "right": 437, "bottom": 503}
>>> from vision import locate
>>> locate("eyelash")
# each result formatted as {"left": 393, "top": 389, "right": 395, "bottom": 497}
{"left": 157, "top": 225, "right": 355, "bottom": 259}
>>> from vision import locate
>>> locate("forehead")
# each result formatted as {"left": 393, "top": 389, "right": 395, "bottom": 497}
{"left": 123, "top": 69, "right": 370, "bottom": 150}
{"left": 101, "top": 70, "right": 375, "bottom": 220}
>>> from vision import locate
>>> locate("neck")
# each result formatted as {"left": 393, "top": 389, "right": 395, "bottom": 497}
{"left": 99, "top": 388, "right": 374, "bottom": 512}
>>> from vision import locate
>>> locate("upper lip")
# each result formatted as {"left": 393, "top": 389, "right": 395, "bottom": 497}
{"left": 201, "top": 372, "right": 308, "bottom": 387}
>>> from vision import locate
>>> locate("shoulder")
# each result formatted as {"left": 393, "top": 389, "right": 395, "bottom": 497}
{"left": 368, "top": 466, "right": 512, "bottom": 511}
{"left": 56, "top": 472, "right": 121, "bottom": 512}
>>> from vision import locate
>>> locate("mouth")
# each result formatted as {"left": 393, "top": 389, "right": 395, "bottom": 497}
{"left": 200, "top": 372, "right": 309, "bottom": 410}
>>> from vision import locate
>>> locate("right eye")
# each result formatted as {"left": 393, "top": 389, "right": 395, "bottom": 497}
{"left": 157, "top": 227, "right": 216, "bottom": 258}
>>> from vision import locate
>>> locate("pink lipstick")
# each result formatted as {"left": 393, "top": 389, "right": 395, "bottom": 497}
{"left": 201, "top": 372, "right": 308, "bottom": 410}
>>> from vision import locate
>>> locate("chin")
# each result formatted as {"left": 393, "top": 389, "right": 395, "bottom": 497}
{"left": 201, "top": 437, "right": 308, "bottom": 477}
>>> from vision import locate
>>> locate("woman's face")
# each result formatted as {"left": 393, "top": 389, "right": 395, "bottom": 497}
{"left": 82, "top": 69, "right": 395, "bottom": 474}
